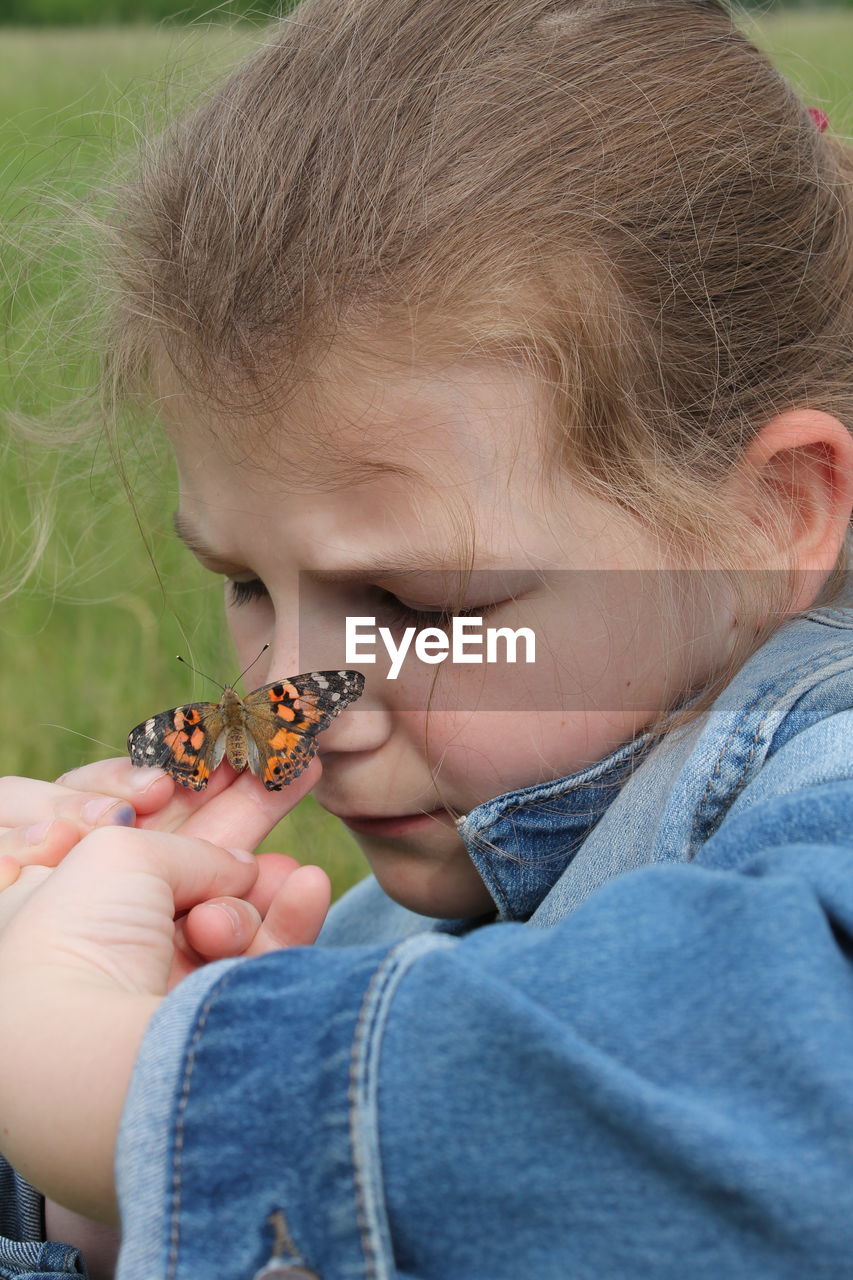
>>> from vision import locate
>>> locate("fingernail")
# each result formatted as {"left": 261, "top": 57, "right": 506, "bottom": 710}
{"left": 210, "top": 902, "right": 242, "bottom": 934}
{"left": 82, "top": 797, "right": 136, "bottom": 826}
{"left": 127, "top": 767, "right": 169, "bottom": 792}
{"left": 227, "top": 847, "right": 256, "bottom": 863}
{"left": 25, "top": 820, "right": 53, "bottom": 845}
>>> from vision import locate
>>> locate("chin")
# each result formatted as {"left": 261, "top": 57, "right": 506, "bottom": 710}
{"left": 358, "top": 837, "right": 495, "bottom": 920}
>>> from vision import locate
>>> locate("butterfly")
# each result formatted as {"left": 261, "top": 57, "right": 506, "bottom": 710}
{"left": 127, "top": 667, "right": 365, "bottom": 791}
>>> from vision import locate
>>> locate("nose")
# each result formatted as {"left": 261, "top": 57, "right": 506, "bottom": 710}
{"left": 261, "top": 637, "right": 302, "bottom": 687}
{"left": 317, "top": 699, "right": 393, "bottom": 757}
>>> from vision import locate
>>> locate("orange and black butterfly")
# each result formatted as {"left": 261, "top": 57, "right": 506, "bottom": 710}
{"left": 128, "top": 668, "right": 365, "bottom": 791}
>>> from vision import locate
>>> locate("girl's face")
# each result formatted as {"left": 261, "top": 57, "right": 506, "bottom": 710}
{"left": 163, "top": 350, "right": 732, "bottom": 917}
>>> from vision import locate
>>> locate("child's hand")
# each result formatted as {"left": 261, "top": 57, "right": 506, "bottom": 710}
{"left": 0, "top": 765, "right": 153, "bottom": 874}
{"left": 0, "top": 824, "right": 320, "bottom": 1219}
{"left": 0, "top": 753, "right": 303, "bottom": 865}
{"left": 0, "top": 760, "right": 331, "bottom": 967}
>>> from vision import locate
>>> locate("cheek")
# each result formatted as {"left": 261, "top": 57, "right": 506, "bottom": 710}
{"left": 413, "top": 708, "right": 650, "bottom": 804}
{"left": 225, "top": 591, "right": 277, "bottom": 668}
{"left": 409, "top": 710, "right": 581, "bottom": 798}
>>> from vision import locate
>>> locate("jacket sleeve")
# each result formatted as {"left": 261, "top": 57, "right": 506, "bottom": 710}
{"left": 115, "top": 778, "right": 853, "bottom": 1280}
{"left": 0, "top": 1158, "right": 87, "bottom": 1278}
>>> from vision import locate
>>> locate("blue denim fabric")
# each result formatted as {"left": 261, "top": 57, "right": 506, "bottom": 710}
{"left": 0, "top": 1102, "right": 87, "bottom": 1277}
{"left": 4, "top": 598, "right": 853, "bottom": 1278}
{"left": 109, "top": 598, "right": 853, "bottom": 1279}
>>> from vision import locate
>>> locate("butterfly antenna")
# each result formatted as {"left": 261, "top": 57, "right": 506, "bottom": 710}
{"left": 176, "top": 655, "right": 227, "bottom": 692}
{"left": 40, "top": 725, "right": 124, "bottom": 754}
{"left": 231, "top": 643, "right": 270, "bottom": 690}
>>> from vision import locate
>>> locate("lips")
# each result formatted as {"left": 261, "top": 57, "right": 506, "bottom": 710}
{"left": 331, "top": 808, "right": 450, "bottom": 838}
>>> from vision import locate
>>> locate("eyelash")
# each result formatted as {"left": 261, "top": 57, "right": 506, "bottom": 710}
{"left": 228, "top": 578, "right": 269, "bottom": 607}
{"left": 227, "top": 578, "right": 494, "bottom": 628}
{"left": 377, "top": 592, "right": 489, "bottom": 631}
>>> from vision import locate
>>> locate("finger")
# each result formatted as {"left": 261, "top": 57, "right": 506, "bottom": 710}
{"left": 245, "top": 864, "right": 331, "bottom": 954}
{"left": 0, "top": 777, "right": 137, "bottom": 833}
{"left": 0, "top": 832, "right": 261, "bottom": 998}
{"left": 177, "top": 758, "right": 321, "bottom": 851}
{"left": 243, "top": 852, "right": 301, "bottom": 916}
{"left": 55, "top": 758, "right": 176, "bottom": 815}
{"left": 134, "top": 762, "right": 247, "bottom": 832}
{"left": 0, "top": 819, "right": 82, "bottom": 868}
{"left": 180, "top": 896, "right": 264, "bottom": 960}
{"left": 185, "top": 854, "right": 317, "bottom": 950}
{"left": 60, "top": 828, "right": 262, "bottom": 916}
{"left": 0, "top": 855, "right": 21, "bottom": 893}
{"left": 177, "top": 854, "right": 303, "bottom": 960}
{"left": 61, "top": 757, "right": 252, "bottom": 825}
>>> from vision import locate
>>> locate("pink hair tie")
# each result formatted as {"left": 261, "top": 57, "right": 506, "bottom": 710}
{"left": 807, "top": 106, "right": 829, "bottom": 133}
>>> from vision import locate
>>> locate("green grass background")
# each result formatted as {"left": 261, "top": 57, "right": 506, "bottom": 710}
{"left": 1, "top": 14, "right": 851, "bottom": 898}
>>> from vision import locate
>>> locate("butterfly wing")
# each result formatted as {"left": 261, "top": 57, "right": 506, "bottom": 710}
{"left": 127, "top": 701, "right": 227, "bottom": 791}
{"left": 241, "top": 670, "right": 365, "bottom": 790}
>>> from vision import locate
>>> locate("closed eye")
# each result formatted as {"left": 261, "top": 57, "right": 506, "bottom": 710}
{"left": 376, "top": 589, "right": 491, "bottom": 631}
{"left": 229, "top": 578, "right": 501, "bottom": 625}
{"left": 228, "top": 577, "right": 269, "bottom": 607}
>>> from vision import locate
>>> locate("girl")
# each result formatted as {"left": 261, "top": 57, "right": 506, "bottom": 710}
{"left": 2, "top": 0, "right": 853, "bottom": 1275}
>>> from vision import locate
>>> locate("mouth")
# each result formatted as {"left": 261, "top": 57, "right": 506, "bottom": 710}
{"left": 330, "top": 808, "right": 451, "bottom": 838}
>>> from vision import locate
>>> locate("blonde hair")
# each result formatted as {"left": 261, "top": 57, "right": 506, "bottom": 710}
{"left": 105, "top": 0, "right": 853, "bottom": 729}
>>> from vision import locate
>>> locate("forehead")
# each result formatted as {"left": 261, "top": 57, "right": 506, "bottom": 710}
{"left": 153, "top": 344, "right": 549, "bottom": 496}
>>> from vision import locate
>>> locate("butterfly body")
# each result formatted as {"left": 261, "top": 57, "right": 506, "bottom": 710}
{"left": 128, "top": 670, "right": 365, "bottom": 791}
{"left": 220, "top": 686, "right": 254, "bottom": 771}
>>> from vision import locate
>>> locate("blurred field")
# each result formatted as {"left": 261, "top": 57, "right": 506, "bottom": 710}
{"left": 2, "top": 0, "right": 293, "bottom": 22}
{"left": 0, "top": 25, "right": 370, "bottom": 895}
{"left": 1, "top": 13, "right": 851, "bottom": 897}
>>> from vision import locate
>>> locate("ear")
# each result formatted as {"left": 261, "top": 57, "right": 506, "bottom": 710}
{"left": 723, "top": 409, "right": 853, "bottom": 612}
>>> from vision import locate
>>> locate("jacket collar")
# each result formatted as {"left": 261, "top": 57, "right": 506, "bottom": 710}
{"left": 456, "top": 589, "right": 853, "bottom": 922}
{"left": 456, "top": 729, "right": 655, "bottom": 921}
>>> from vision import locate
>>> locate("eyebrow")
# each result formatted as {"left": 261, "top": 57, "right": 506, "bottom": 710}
{"left": 173, "top": 510, "right": 489, "bottom": 580}
{"left": 173, "top": 511, "right": 232, "bottom": 565}
{"left": 306, "top": 565, "right": 483, "bottom": 583}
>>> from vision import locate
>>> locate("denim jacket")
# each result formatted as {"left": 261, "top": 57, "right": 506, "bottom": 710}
{"left": 3, "top": 594, "right": 853, "bottom": 1279}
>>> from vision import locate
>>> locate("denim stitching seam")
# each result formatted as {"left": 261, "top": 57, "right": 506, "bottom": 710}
{"left": 348, "top": 950, "right": 401, "bottom": 1280}
{"left": 348, "top": 936, "right": 455, "bottom": 1280}
{"left": 167, "top": 969, "right": 239, "bottom": 1280}
{"left": 689, "top": 648, "right": 853, "bottom": 855}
